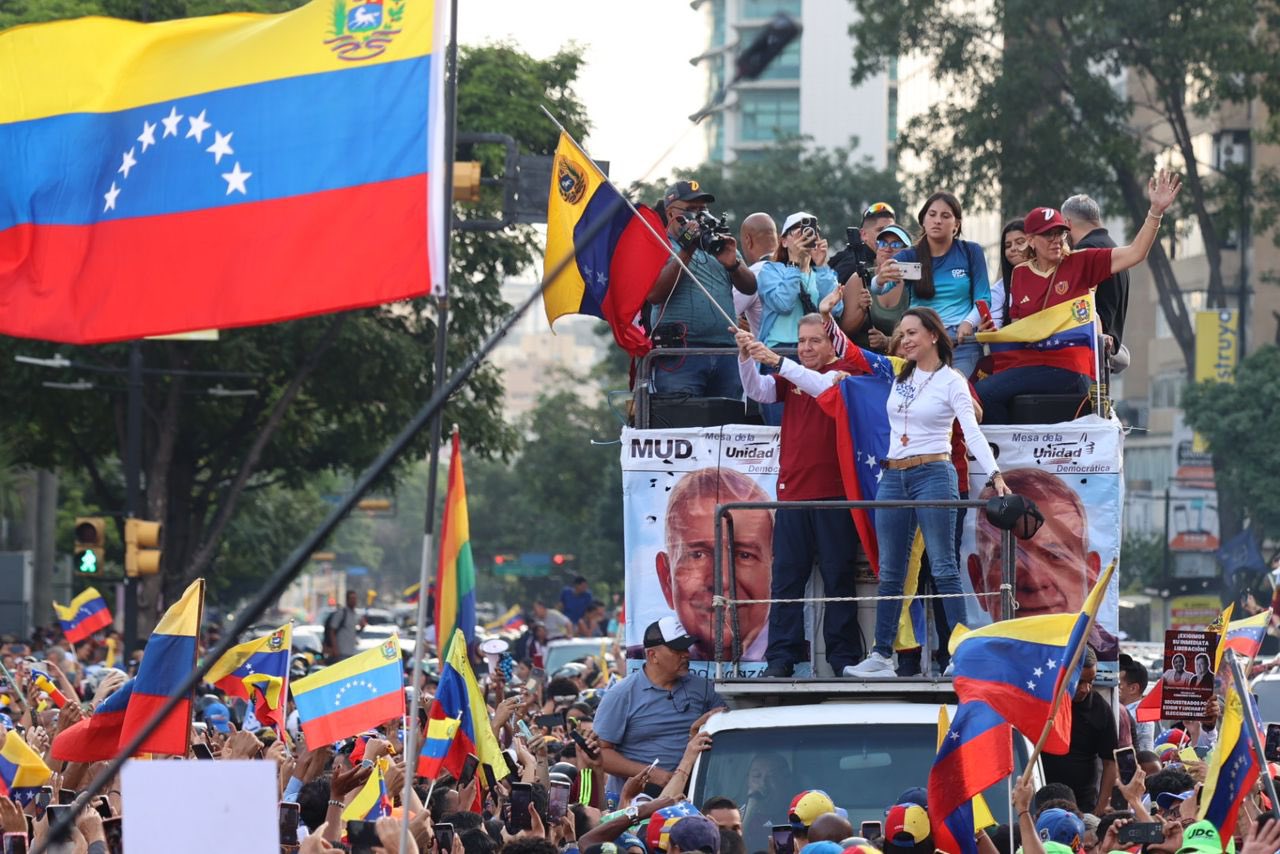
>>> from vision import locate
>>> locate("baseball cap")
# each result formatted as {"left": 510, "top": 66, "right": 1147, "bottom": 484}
{"left": 668, "top": 815, "right": 721, "bottom": 854}
{"left": 1042, "top": 844, "right": 1075, "bottom": 854}
{"left": 894, "top": 787, "right": 927, "bottom": 809}
{"left": 1176, "top": 820, "right": 1226, "bottom": 854}
{"left": 644, "top": 617, "right": 695, "bottom": 651}
{"left": 1023, "top": 207, "right": 1069, "bottom": 236}
{"left": 875, "top": 225, "right": 911, "bottom": 248}
{"left": 617, "top": 832, "right": 647, "bottom": 853}
{"left": 862, "top": 202, "right": 896, "bottom": 221}
{"left": 202, "top": 701, "right": 231, "bottom": 733}
{"left": 1155, "top": 790, "right": 1195, "bottom": 811}
{"left": 646, "top": 803, "right": 702, "bottom": 853}
{"left": 884, "top": 804, "right": 930, "bottom": 848}
{"left": 585, "top": 845, "right": 621, "bottom": 854}
{"left": 781, "top": 211, "right": 818, "bottom": 235}
{"left": 800, "top": 844, "right": 843, "bottom": 854}
{"left": 664, "top": 181, "right": 714, "bottom": 206}
{"left": 1036, "top": 808, "right": 1085, "bottom": 852}
{"left": 789, "top": 790, "right": 836, "bottom": 828}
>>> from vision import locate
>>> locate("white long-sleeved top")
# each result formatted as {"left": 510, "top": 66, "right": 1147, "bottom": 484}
{"left": 886, "top": 365, "right": 997, "bottom": 472}
{"left": 737, "top": 354, "right": 841, "bottom": 403}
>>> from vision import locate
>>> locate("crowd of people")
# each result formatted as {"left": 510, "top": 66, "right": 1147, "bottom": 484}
{"left": 4, "top": 600, "right": 1280, "bottom": 854}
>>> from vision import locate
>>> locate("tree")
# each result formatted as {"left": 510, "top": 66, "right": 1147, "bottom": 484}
{"left": 845, "top": 0, "right": 1280, "bottom": 369}
{"left": 0, "top": 38, "right": 591, "bottom": 616}
{"left": 633, "top": 137, "right": 903, "bottom": 242}
{"left": 1182, "top": 346, "right": 1280, "bottom": 542}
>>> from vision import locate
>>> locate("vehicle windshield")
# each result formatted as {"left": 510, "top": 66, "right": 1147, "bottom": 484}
{"left": 693, "top": 722, "right": 1026, "bottom": 844}
{"left": 544, "top": 642, "right": 606, "bottom": 675}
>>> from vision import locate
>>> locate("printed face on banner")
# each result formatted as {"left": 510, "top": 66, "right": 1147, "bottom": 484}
{"left": 622, "top": 427, "right": 780, "bottom": 672}
{"left": 959, "top": 418, "right": 1122, "bottom": 661}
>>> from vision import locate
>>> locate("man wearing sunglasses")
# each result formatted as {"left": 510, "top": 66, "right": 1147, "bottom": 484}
{"left": 646, "top": 181, "right": 758, "bottom": 398}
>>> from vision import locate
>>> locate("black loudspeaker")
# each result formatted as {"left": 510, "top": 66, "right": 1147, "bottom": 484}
{"left": 647, "top": 395, "right": 763, "bottom": 428}
{"left": 1008, "top": 393, "right": 1093, "bottom": 425}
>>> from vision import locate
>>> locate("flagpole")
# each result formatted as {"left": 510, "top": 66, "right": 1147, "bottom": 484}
{"left": 538, "top": 106, "right": 737, "bottom": 329}
{"left": 1018, "top": 563, "right": 1114, "bottom": 783}
{"left": 401, "top": 0, "right": 458, "bottom": 846}
{"left": 1007, "top": 729, "right": 1015, "bottom": 854}
{"left": 1226, "top": 649, "right": 1280, "bottom": 819}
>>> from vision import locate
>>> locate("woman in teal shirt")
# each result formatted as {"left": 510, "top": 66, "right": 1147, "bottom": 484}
{"left": 873, "top": 192, "right": 990, "bottom": 377}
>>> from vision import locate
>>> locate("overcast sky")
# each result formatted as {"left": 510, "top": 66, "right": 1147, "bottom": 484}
{"left": 458, "top": 1, "right": 709, "bottom": 187}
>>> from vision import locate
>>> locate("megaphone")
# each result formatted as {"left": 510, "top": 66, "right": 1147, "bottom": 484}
{"left": 479, "top": 638, "right": 509, "bottom": 674}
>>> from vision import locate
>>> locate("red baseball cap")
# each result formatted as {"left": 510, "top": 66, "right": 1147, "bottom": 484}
{"left": 1023, "top": 207, "right": 1069, "bottom": 236}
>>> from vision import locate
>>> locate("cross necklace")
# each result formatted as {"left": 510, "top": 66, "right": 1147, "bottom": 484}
{"left": 896, "top": 367, "right": 940, "bottom": 446}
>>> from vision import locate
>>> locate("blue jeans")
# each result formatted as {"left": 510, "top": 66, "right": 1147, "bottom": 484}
{"left": 947, "top": 325, "right": 981, "bottom": 378}
{"left": 651, "top": 352, "right": 743, "bottom": 398}
{"left": 766, "top": 503, "right": 864, "bottom": 672}
{"left": 872, "top": 462, "right": 965, "bottom": 658}
{"left": 974, "top": 366, "right": 1090, "bottom": 424}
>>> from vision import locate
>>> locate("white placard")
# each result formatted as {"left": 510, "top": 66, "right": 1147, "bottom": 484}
{"left": 122, "top": 759, "right": 277, "bottom": 854}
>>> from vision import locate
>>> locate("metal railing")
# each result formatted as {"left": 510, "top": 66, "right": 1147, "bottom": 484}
{"left": 710, "top": 498, "right": 1018, "bottom": 678}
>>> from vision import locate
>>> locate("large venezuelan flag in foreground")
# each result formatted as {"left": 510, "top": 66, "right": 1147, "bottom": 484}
{"left": 434, "top": 430, "right": 475, "bottom": 657}
{"left": 0, "top": 0, "right": 447, "bottom": 344}
{"left": 976, "top": 292, "right": 1098, "bottom": 378}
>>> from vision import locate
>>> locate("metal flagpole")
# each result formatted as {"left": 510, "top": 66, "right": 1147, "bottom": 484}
{"left": 401, "top": 0, "right": 458, "bottom": 847}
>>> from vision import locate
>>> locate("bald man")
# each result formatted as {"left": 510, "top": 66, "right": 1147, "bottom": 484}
{"left": 735, "top": 213, "right": 778, "bottom": 336}
{"left": 808, "top": 813, "right": 854, "bottom": 844}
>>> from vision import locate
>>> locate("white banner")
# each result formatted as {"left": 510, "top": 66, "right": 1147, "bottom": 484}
{"left": 621, "top": 416, "right": 1124, "bottom": 673}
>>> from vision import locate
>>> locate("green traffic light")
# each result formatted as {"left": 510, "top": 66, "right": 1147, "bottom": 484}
{"left": 78, "top": 550, "right": 98, "bottom": 574}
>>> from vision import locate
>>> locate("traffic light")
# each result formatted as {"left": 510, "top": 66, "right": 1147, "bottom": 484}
{"left": 125, "top": 518, "right": 162, "bottom": 577}
{"left": 493, "top": 554, "right": 517, "bottom": 566}
{"left": 73, "top": 517, "right": 105, "bottom": 575}
{"left": 552, "top": 553, "right": 576, "bottom": 566}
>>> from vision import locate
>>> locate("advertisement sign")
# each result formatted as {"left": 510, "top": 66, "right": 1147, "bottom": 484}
{"left": 957, "top": 415, "right": 1123, "bottom": 662}
{"left": 622, "top": 415, "right": 1123, "bottom": 674}
{"left": 1169, "top": 595, "right": 1221, "bottom": 630}
{"left": 1193, "top": 309, "right": 1237, "bottom": 454}
{"left": 1160, "top": 629, "right": 1218, "bottom": 721}
{"left": 621, "top": 425, "right": 780, "bottom": 676}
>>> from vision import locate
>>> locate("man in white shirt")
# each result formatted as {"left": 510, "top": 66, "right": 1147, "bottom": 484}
{"left": 734, "top": 213, "right": 777, "bottom": 335}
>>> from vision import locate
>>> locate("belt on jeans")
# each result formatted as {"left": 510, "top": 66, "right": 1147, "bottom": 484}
{"left": 880, "top": 453, "right": 949, "bottom": 470}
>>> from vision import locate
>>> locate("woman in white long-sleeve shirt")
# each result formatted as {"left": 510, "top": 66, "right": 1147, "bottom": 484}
{"left": 843, "top": 307, "right": 1010, "bottom": 677}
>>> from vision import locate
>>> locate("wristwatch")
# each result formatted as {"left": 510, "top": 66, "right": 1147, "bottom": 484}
{"left": 624, "top": 806, "right": 640, "bottom": 821}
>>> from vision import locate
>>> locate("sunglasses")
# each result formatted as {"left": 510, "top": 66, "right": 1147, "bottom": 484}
{"left": 863, "top": 202, "right": 895, "bottom": 218}
{"left": 876, "top": 239, "right": 906, "bottom": 249}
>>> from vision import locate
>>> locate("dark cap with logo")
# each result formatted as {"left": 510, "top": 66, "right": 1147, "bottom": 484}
{"left": 664, "top": 180, "right": 715, "bottom": 205}
{"left": 643, "top": 617, "right": 695, "bottom": 651}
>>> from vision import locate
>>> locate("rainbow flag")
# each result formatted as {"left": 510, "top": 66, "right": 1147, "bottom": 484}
{"left": 434, "top": 431, "right": 476, "bottom": 657}
{"left": 120, "top": 578, "right": 204, "bottom": 756}
{"left": 53, "top": 588, "right": 113, "bottom": 644}
{"left": 542, "top": 133, "right": 670, "bottom": 358}
{"left": 290, "top": 635, "right": 404, "bottom": 745}
{"left": 0, "top": 0, "right": 448, "bottom": 344}
{"left": 976, "top": 291, "right": 1098, "bottom": 378}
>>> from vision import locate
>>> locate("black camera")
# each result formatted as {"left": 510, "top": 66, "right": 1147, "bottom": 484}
{"left": 694, "top": 210, "right": 732, "bottom": 255}
{"left": 834, "top": 226, "right": 872, "bottom": 285}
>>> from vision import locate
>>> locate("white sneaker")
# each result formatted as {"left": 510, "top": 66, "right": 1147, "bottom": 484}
{"left": 843, "top": 652, "right": 898, "bottom": 678}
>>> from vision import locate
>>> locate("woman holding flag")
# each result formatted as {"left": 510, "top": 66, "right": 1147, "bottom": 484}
{"left": 974, "top": 170, "right": 1183, "bottom": 423}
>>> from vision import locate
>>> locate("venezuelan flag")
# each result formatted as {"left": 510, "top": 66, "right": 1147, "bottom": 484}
{"left": 434, "top": 430, "right": 475, "bottom": 657}
{"left": 291, "top": 635, "right": 404, "bottom": 745}
{"left": 0, "top": 0, "right": 448, "bottom": 345}
{"left": 341, "top": 756, "right": 392, "bottom": 822}
{"left": 0, "top": 731, "right": 51, "bottom": 796}
{"left": 976, "top": 292, "right": 1098, "bottom": 377}
{"left": 929, "top": 702, "right": 1010, "bottom": 854}
{"left": 416, "top": 715, "right": 461, "bottom": 780}
{"left": 403, "top": 583, "right": 421, "bottom": 604}
{"left": 205, "top": 623, "right": 292, "bottom": 727}
{"left": 120, "top": 578, "right": 203, "bottom": 756}
{"left": 53, "top": 588, "right": 113, "bottom": 644}
{"left": 1219, "top": 610, "right": 1270, "bottom": 668}
{"left": 1198, "top": 689, "right": 1260, "bottom": 842}
{"left": 542, "top": 132, "right": 670, "bottom": 358}
{"left": 51, "top": 678, "right": 134, "bottom": 763}
{"left": 950, "top": 562, "right": 1114, "bottom": 755}
{"left": 417, "top": 629, "right": 508, "bottom": 795}
{"left": 483, "top": 605, "right": 525, "bottom": 633}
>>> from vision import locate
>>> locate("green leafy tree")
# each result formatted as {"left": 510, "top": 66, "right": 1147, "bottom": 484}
{"left": 1183, "top": 347, "right": 1280, "bottom": 541}
{"left": 634, "top": 137, "right": 903, "bottom": 242}
{"left": 845, "top": 0, "right": 1280, "bottom": 368}
{"left": 0, "top": 38, "right": 591, "bottom": 618}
